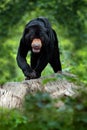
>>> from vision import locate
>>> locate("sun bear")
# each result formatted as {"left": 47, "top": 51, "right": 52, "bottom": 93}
{"left": 17, "top": 17, "right": 62, "bottom": 79}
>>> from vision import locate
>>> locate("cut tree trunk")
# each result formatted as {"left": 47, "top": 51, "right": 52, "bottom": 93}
{"left": 0, "top": 74, "right": 78, "bottom": 108}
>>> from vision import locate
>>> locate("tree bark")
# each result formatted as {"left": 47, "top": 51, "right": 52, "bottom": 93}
{"left": 0, "top": 74, "right": 78, "bottom": 108}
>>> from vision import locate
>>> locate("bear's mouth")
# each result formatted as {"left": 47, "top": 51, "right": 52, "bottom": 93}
{"left": 32, "top": 47, "right": 41, "bottom": 53}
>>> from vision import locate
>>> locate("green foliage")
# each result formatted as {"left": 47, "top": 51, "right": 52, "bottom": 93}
{"left": 0, "top": 108, "right": 27, "bottom": 130}
{"left": 0, "top": 42, "right": 16, "bottom": 84}
{"left": 24, "top": 92, "right": 73, "bottom": 130}
{"left": 0, "top": 91, "right": 87, "bottom": 130}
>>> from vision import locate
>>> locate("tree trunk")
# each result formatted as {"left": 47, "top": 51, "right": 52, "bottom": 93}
{"left": 0, "top": 74, "right": 78, "bottom": 108}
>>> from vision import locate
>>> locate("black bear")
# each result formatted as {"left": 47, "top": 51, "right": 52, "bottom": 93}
{"left": 17, "top": 17, "right": 62, "bottom": 79}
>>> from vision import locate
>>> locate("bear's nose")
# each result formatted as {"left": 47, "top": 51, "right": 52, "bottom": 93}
{"left": 33, "top": 43, "right": 40, "bottom": 47}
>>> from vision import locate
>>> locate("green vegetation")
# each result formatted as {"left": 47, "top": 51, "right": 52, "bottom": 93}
{"left": 0, "top": 0, "right": 87, "bottom": 129}
{"left": 0, "top": 91, "right": 87, "bottom": 130}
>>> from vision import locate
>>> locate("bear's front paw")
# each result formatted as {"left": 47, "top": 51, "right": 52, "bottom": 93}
{"left": 25, "top": 70, "right": 37, "bottom": 80}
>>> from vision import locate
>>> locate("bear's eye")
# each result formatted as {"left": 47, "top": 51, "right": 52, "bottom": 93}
{"left": 30, "top": 35, "right": 34, "bottom": 41}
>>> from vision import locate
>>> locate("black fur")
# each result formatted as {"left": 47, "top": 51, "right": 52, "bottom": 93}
{"left": 17, "top": 17, "right": 62, "bottom": 79}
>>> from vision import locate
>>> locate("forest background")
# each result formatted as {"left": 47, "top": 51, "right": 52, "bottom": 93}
{"left": 0, "top": 0, "right": 87, "bottom": 85}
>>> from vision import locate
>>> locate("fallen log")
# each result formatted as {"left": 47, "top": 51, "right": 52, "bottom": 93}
{"left": 0, "top": 73, "right": 78, "bottom": 108}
